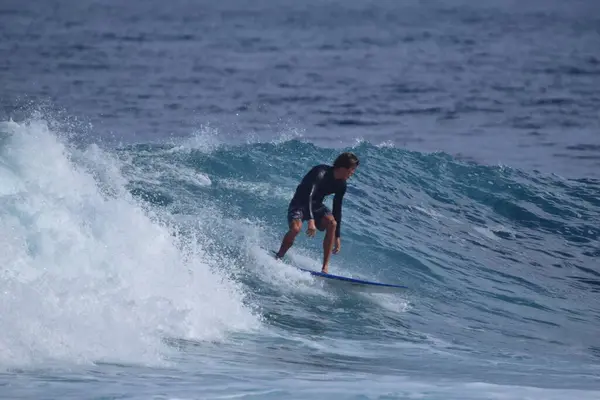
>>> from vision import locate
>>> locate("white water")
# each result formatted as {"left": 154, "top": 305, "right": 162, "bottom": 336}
{"left": 0, "top": 118, "right": 259, "bottom": 367}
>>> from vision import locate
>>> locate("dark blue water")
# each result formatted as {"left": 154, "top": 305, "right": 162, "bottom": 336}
{"left": 1, "top": 0, "right": 600, "bottom": 399}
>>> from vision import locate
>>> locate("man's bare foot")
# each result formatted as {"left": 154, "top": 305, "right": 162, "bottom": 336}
{"left": 321, "top": 267, "right": 329, "bottom": 274}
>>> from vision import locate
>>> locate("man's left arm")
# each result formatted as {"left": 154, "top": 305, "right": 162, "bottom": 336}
{"left": 332, "top": 185, "right": 346, "bottom": 251}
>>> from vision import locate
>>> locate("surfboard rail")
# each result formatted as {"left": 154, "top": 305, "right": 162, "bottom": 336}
{"left": 270, "top": 249, "right": 407, "bottom": 290}
{"left": 295, "top": 267, "right": 407, "bottom": 289}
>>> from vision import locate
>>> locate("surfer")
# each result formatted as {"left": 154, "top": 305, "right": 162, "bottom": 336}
{"left": 274, "top": 152, "right": 359, "bottom": 273}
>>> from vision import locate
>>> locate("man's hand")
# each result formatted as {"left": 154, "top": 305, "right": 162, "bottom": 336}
{"left": 307, "top": 219, "right": 317, "bottom": 237}
{"left": 333, "top": 237, "right": 341, "bottom": 254}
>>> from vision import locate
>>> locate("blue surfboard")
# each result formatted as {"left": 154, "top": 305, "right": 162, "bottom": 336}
{"left": 270, "top": 250, "right": 406, "bottom": 291}
{"left": 294, "top": 266, "right": 407, "bottom": 290}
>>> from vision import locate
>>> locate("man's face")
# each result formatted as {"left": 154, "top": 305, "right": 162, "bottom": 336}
{"left": 343, "top": 166, "right": 357, "bottom": 180}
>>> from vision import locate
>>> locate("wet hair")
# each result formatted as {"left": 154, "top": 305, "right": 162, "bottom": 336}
{"left": 333, "top": 152, "right": 360, "bottom": 169}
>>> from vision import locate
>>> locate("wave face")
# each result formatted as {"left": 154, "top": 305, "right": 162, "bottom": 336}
{"left": 1, "top": 118, "right": 599, "bottom": 398}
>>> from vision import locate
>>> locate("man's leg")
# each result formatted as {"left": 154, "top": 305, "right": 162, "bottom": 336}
{"left": 275, "top": 219, "right": 302, "bottom": 259}
{"left": 319, "top": 215, "right": 337, "bottom": 273}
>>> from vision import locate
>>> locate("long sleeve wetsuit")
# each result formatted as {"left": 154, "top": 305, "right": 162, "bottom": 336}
{"left": 289, "top": 164, "right": 347, "bottom": 238}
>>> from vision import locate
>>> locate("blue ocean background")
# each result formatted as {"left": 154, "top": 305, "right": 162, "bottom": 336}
{"left": 1, "top": 0, "right": 600, "bottom": 399}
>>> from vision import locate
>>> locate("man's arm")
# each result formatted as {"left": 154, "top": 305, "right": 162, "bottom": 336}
{"left": 307, "top": 168, "right": 327, "bottom": 220}
{"left": 332, "top": 185, "right": 346, "bottom": 238}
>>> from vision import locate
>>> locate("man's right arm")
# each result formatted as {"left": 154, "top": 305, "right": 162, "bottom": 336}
{"left": 306, "top": 167, "right": 326, "bottom": 220}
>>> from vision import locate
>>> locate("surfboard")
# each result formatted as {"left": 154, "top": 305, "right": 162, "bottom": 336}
{"left": 294, "top": 266, "right": 407, "bottom": 290}
{"left": 270, "top": 250, "right": 406, "bottom": 291}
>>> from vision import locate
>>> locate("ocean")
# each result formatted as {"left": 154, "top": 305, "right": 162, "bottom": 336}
{"left": 1, "top": 0, "right": 599, "bottom": 399}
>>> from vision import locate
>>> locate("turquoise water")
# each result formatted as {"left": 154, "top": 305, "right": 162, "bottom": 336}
{"left": 1, "top": 118, "right": 598, "bottom": 399}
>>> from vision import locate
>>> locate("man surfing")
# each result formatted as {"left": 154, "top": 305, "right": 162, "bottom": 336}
{"left": 274, "top": 152, "right": 360, "bottom": 274}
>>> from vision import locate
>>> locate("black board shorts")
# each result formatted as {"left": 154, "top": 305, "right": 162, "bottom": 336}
{"left": 287, "top": 203, "right": 332, "bottom": 229}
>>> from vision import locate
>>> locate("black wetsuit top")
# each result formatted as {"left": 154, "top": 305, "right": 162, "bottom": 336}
{"left": 290, "top": 164, "right": 347, "bottom": 237}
